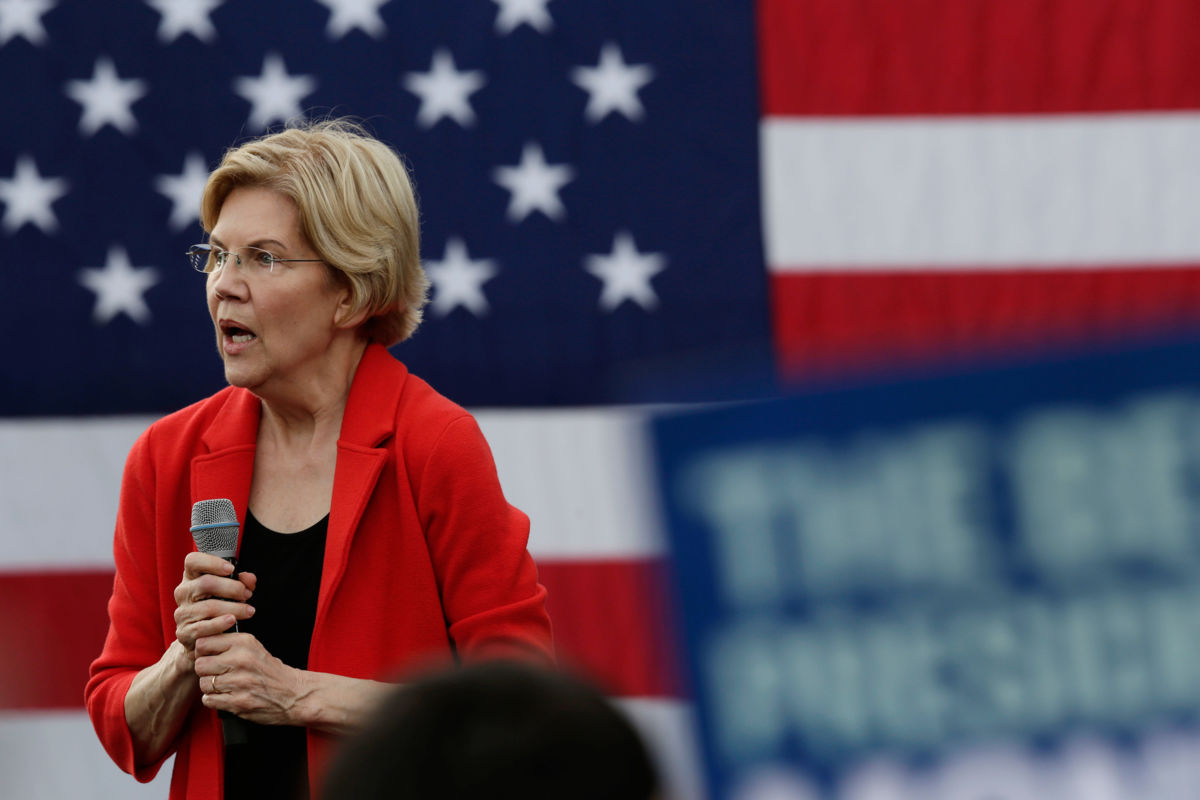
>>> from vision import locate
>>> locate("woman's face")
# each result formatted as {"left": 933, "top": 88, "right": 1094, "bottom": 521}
{"left": 205, "top": 186, "right": 349, "bottom": 395}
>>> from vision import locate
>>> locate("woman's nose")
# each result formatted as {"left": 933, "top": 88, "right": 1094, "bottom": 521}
{"left": 208, "top": 258, "right": 246, "bottom": 299}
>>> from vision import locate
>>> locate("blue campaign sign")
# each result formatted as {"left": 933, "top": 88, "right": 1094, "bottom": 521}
{"left": 651, "top": 335, "right": 1200, "bottom": 800}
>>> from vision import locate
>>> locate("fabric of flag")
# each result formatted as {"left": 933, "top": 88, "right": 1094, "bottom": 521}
{"left": 1, "top": 0, "right": 1198, "bottom": 797}
{"left": 761, "top": 0, "right": 1200, "bottom": 378}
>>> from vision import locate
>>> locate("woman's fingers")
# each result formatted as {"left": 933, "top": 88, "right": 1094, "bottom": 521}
{"left": 192, "top": 634, "right": 298, "bottom": 724}
{"left": 174, "top": 598, "right": 254, "bottom": 628}
{"left": 173, "top": 590, "right": 254, "bottom": 647}
{"left": 194, "top": 636, "right": 248, "bottom": 707}
{"left": 194, "top": 631, "right": 247, "bottom": 658}
{"left": 170, "top": 552, "right": 257, "bottom": 658}
{"left": 238, "top": 571, "right": 257, "bottom": 593}
{"left": 176, "top": 611, "right": 250, "bottom": 650}
{"left": 173, "top": 573, "right": 252, "bottom": 606}
{"left": 182, "top": 551, "right": 234, "bottom": 580}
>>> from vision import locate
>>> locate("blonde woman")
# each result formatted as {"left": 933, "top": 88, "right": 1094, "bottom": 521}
{"left": 86, "top": 120, "right": 554, "bottom": 799}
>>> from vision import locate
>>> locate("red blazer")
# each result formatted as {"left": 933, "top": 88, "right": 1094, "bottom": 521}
{"left": 85, "top": 344, "right": 554, "bottom": 799}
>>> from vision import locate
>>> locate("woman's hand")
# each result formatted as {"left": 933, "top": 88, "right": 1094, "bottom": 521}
{"left": 172, "top": 552, "right": 257, "bottom": 661}
{"left": 122, "top": 554, "right": 258, "bottom": 767}
{"left": 193, "top": 633, "right": 309, "bottom": 726}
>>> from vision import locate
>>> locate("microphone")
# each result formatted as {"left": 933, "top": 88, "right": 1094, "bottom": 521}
{"left": 189, "top": 498, "right": 250, "bottom": 747}
{"left": 190, "top": 499, "right": 241, "bottom": 634}
{"left": 190, "top": 497, "right": 240, "bottom": 564}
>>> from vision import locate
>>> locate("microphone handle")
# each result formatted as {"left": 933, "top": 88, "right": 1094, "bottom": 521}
{"left": 218, "top": 555, "right": 250, "bottom": 746}
{"left": 222, "top": 556, "right": 240, "bottom": 634}
{"left": 222, "top": 713, "right": 250, "bottom": 746}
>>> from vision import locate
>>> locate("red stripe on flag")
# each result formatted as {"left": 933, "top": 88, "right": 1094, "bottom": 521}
{"left": 758, "top": 0, "right": 1200, "bottom": 116}
{"left": 538, "top": 559, "right": 685, "bottom": 698}
{"left": 0, "top": 570, "right": 114, "bottom": 710}
{"left": 0, "top": 560, "right": 682, "bottom": 711}
{"left": 771, "top": 267, "right": 1200, "bottom": 377}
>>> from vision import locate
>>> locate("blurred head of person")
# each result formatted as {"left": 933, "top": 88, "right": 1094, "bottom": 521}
{"left": 323, "top": 661, "right": 661, "bottom": 800}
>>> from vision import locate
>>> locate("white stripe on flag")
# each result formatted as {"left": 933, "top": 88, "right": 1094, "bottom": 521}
{"left": 0, "top": 417, "right": 150, "bottom": 570}
{"left": 477, "top": 408, "right": 664, "bottom": 559}
{"left": 1, "top": 407, "right": 664, "bottom": 570}
{"left": 761, "top": 113, "right": 1200, "bottom": 270}
{"left": 618, "top": 698, "right": 709, "bottom": 800}
{"left": 0, "top": 711, "right": 171, "bottom": 799}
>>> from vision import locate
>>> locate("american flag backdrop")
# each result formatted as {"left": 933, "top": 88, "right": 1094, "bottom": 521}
{"left": 1, "top": 0, "right": 1198, "bottom": 797}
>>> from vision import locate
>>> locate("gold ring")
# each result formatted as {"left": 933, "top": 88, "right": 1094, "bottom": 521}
{"left": 211, "top": 675, "right": 220, "bottom": 694}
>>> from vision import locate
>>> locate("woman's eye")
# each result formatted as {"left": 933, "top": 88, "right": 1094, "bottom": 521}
{"left": 253, "top": 250, "right": 276, "bottom": 268}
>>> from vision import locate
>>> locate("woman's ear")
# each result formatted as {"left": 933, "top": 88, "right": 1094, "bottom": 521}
{"left": 333, "top": 291, "right": 372, "bottom": 331}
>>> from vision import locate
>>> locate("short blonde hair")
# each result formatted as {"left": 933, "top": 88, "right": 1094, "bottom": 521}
{"left": 201, "top": 119, "right": 427, "bottom": 345}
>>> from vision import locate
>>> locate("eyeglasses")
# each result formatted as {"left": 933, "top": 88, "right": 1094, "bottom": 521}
{"left": 186, "top": 243, "right": 324, "bottom": 275}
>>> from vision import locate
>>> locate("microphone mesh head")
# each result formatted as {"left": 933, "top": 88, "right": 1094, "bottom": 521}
{"left": 191, "top": 498, "right": 240, "bottom": 559}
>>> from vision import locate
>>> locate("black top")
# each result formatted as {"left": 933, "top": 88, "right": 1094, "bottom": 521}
{"left": 224, "top": 510, "right": 328, "bottom": 800}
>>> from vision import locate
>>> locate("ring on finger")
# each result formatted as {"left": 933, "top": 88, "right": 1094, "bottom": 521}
{"left": 210, "top": 675, "right": 220, "bottom": 694}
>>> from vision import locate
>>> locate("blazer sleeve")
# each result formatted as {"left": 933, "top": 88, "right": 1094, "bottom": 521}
{"left": 415, "top": 414, "right": 554, "bottom": 663}
{"left": 84, "top": 426, "right": 181, "bottom": 783}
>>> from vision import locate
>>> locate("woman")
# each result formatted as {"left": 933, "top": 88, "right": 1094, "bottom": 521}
{"left": 85, "top": 120, "right": 554, "bottom": 799}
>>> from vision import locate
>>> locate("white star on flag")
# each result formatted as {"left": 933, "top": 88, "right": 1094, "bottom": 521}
{"left": 315, "top": 0, "right": 388, "bottom": 39}
{"left": 155, "top": 151, "right": 209, "bottom": 231}
{"left": 402, "top": 49, "right": 486, "bottom": 129}
{"left": 64, "top": 56, "right": 148, "bottom": 137}
{"left": 0, "top": 0, "right": 54, "bottom": 45}
{"left": 491, "top": 0, "right": 553, "bottom": 35}
{"left": 584, "top": 231, "right": 666, "bottom": 312}
{"left": 571, "top": 42, "right": 654, "bottom": 123}
{"left": 78, "top": 245, "right": 161, "bottom": 325}
{"left": 234, "top": 53, "right": 317, "bottom": 131}
{"left": 0, "top": 154, "right": 68, "bottom": 234}
{"left": 144, "top": 0, "right": 222, "bottom": 43}
{"left": 492, "top": 142, "right": 574, "bottom": 223}
{"left": 425, "top": 237, "right": 499, "bottom": 317}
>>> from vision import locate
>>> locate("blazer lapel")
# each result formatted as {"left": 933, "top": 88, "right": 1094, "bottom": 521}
{"left": 316, "top": 443, "right": 387, "bottom": 630}
{"left": 191, "top": 388, "right": 261, "bottom": 538}
{"left": 315, "top": 344, "right": 408, "bottom": 629}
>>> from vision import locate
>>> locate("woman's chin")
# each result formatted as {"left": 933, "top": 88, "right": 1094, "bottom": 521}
{"left": 222, "top": 361, "right": 265, "bottom": 390}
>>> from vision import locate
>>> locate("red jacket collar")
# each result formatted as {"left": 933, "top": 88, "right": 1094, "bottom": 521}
{"left": 197, "top": 342, "right": 408, "bottom": 453}
{"left": 340, "top": 342, "right": 408, "bottom": 448}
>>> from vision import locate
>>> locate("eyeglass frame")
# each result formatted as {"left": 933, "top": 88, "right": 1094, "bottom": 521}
{"left": 186, "top": 243, "right": 325, "bottom": 274}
